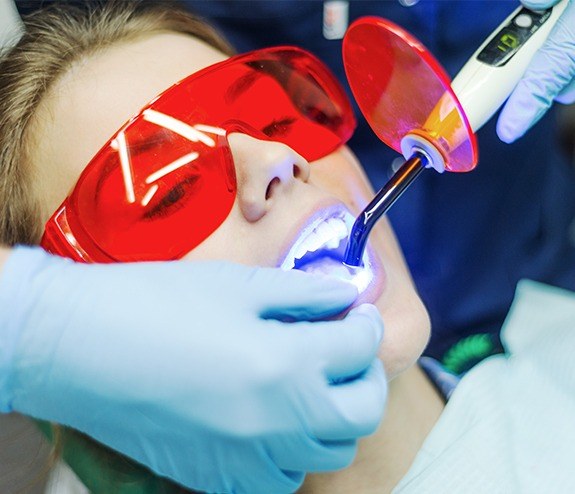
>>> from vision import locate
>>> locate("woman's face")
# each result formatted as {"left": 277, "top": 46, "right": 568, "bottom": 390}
{"left": 29, "top": 32, "right": 430, "bottom": 378}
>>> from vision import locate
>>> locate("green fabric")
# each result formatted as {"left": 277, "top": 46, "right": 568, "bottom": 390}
{"left": 442, "top": 333, "right": 497, "bottom": 374}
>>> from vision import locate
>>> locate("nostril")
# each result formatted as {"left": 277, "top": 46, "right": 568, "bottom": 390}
{"left": 293, "top": 164, "right": 301, "bottom": 179}
{"left": 265, "top": 176, "right": 281, "bottom": 200}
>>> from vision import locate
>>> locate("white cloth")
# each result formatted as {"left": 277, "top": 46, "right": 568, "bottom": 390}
{"left": 0, "top": 0, "right": 22, "bottom": 48}
{"left": 395, "top": 280, "right": 575, "bottom": 493}
{"left": 45, "top": 461, "right": 89, "bottom": 494}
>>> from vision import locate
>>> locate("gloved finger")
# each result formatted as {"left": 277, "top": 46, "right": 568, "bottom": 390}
{"left": 497, "top": 1, "right": 575, "bottom": 142}
{"left": 185, "top": 451, "right": 304, "bottom": 494}
{"left": 556, "top": 76, "right": 575, "bottom": 103}
{"left": 312, "top": 360, "right": 387, "bottom": 441}
{"left": 250, "top": 267, "right": 358, "bottom": 320}
{"left": 296, "top": 304, "right": 383, "bottom": 381}
{"left": 521, "top": 0, "right": 560, "bottom": 9}
{"left": 231, "top": 459, "right": 304, "bottom": 494}
{"left": 521, "top": 0, "right": 569, "bottom": 46}
{"left": 270, "top": 433, "right": 358, "bottom": 472}
{"left": 305, "top": 439, "right": 357, "bottom": 472}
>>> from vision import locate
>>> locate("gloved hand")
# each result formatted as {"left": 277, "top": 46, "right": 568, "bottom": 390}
{"left": 0, "top": 246, "right": 386, "bottom": 494}
{"left": 497, "top": 0, "right": 575, "bottom": 143}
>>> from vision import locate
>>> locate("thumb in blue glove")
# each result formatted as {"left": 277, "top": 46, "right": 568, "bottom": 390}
{"left": 0, "top": 246, "right": 386, "bottom": 494}
{"left": 497, "top": 0, "right": 575, "bottom": 143}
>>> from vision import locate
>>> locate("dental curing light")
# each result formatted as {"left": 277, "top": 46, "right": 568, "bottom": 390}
{"left": 342, "top": 0, "right": 568, "bottom": 267}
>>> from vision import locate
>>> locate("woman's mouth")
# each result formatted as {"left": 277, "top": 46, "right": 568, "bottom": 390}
{"left": 279, "top": 208, "right": 375, "bottom": 293}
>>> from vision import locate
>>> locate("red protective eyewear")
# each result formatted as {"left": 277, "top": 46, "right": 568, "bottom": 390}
{"left": 40, "top": 47, "right": 356, "bottom": 262}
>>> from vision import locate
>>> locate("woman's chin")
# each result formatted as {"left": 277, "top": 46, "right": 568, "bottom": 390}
{"left": 362, "top": 242, "right": 431, "bottom": 379}
{"left": 377, "top": 290, "right": 431, "bottom": 379}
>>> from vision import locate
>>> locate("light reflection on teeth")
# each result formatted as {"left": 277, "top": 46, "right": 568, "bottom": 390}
{"left": 327, "top": 217, "right": 348, "bottom": 238}
{"left": 326, "top": 236, "right": 340, "bottom": 249}
{"left": 280, "top": 212, "right": 351, "bottom": 271}
{"left": 299, "top": 250, "right": 374, "bottom": 294}
{"left": 280, "top": 210, "right": 375, "bottom": 294}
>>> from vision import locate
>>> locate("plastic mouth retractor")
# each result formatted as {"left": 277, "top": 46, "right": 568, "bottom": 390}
{"left": 343, "top": 16, "right": 478, "bottom": 173}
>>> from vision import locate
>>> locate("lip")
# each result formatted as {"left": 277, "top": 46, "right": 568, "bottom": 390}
{"left": 277, "top": 199, "right": 385, "bottom": 304}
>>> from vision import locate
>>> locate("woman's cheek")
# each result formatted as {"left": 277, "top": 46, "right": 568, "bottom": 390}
{"left": 310, "top": 149, "right": 373, "bottom": 214}
{"left": 376, "top": 291, "right": 431, "bottom": 379}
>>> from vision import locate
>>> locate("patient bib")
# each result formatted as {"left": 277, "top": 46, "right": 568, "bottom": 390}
{"left": 395, "top": 280, "right": 575, "bottom": 493}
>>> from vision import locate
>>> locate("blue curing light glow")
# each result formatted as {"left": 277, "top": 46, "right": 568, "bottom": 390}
{"left": 293, "top": 249, "right": 374, "bottom": 294}
{"left": 279, "top": 209, "right": 374, "bottom": 293}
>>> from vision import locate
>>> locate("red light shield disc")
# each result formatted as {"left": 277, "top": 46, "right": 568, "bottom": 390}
{"left": 343, "top": 17, "right": 477, "bottom": 172}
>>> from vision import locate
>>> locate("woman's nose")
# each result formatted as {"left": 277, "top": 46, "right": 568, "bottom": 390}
{"left": 227, "top": 132, "right": 311, "bottom": 222}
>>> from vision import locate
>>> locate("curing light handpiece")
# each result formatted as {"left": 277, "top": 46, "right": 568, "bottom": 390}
{"left": 341, "top": 0, "right": 567, "bottom": 268}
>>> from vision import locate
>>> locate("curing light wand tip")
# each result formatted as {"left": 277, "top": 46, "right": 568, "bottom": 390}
{"left": 343, "top": 152, "right": 428, "bottom": 267}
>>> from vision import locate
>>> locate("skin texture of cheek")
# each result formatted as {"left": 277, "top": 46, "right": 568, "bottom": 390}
{"left": 182, "top": 200, "right": 293, "bottom": 268}
{"left": 375, "top": 265, "right": 431, "bottom": 379}
{"left": 182, "top": 206, "right": 268, "bottom": 265}
{"left": 308, "top": 147, "right": 369, "bottom": 216}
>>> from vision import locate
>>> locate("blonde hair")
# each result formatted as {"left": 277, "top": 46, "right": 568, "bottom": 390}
{"left": 0, "top": 0, "right": 233, "bottom": 246}
{"left": 0, "top": 2, "right": 234, "bottom": 492}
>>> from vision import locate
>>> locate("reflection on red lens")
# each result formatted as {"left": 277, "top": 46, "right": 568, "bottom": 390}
{"left": 343, "top": 17, "right": 477, "bottom": 172}
{"left": 71, "top": 128, "right": 235, "bottom": 261}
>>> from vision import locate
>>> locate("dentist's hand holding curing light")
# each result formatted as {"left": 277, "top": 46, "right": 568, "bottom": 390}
{"left": 497, "top": 0, "right": 575, "bottom": 142}
{"left": 0, "top": 246, "right": 386, "bottom": 494}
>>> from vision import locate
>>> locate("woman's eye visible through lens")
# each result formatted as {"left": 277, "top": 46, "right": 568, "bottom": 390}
{"left": 303, "top": 105, "right": 340, "bottom": 128}
{"left": 143, "top": 175, "right": 200, "bottom": 220}
{"left": 261, "top": 117, "right": 296, "bottom": 138}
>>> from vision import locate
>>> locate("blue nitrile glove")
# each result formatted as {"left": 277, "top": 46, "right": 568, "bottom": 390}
{"left": 0, "top": 246, "right": 386, "bottom": 494}
{"left": 497, "top": 0, "right": 575, "bottom": 142}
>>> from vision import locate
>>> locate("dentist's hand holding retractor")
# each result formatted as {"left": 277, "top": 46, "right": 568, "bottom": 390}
{"left": 0, "top": 246, "right": 386, "bottom": 494}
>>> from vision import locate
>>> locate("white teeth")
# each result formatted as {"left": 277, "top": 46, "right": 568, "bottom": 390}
{"left": 281, "top": 213, "right": 352, "bottom": 271}
{"left": 282, "top": 258, "right": 295, "bottom": 270}
{"left": 326, "top": 236, "right": 341, "bottom": 249}
{"left": 312, "top": 222, "right": 335, "bottom": 249}
{"left": 295, "top": 242, "right": 310, "bottom": 260}
{"left": 327, "top": 217, "right": 348, "bottom": 238}
{"left": 295, "top": 221, "right": 337, "bottom": 259}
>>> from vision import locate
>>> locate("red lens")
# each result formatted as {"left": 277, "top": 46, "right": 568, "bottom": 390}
{"left": 69, "top": 127, "right": 236, "bottom": 261}
{"left": 41, "top": 47, "right": 355, "bottom": 262}
{"left": 343, "top": 17, "right": 477, "bottom": 172}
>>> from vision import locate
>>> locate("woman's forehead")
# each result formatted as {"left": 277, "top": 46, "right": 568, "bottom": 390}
{"left": 56, "top": 32, "right": 227, "bottom": 158}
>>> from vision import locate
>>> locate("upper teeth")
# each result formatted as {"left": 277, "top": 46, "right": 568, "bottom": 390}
{"left": 281, "top": 213, "right": 352, "bottom": 270}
